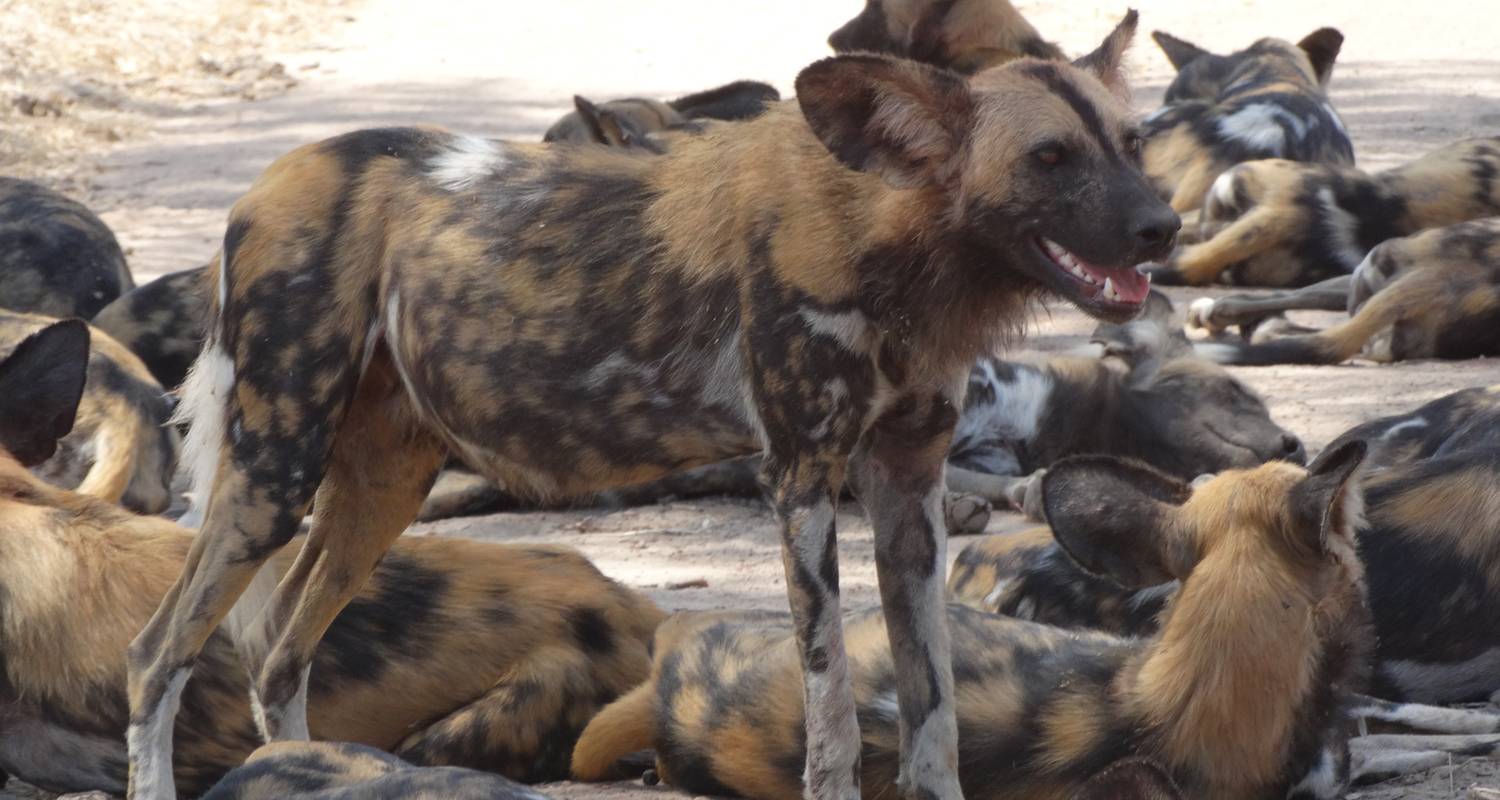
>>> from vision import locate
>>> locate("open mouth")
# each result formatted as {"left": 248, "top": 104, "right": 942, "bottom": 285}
{"left": 1034, "top": 237, "right": 1152, "bottom": 315}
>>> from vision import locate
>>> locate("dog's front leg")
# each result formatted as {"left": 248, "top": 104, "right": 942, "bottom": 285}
{"left": 850, "top": 392, "right": 964, "bottom": 800}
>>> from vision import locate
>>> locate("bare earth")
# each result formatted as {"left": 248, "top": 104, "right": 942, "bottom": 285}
{"left": 8, "top": 0, "right": 1500, "bottom": 798}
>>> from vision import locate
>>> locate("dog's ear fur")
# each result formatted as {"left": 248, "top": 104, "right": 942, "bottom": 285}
{"left": 1073, "top": 10, "right": 1139, "bottom": 99}
{"left": 1296, "top": 27, "right": 1344, "bottom": 86}
{"left": 796, "top": 54, "right": 974, "bottom": 189}
{"left": 0, "top": 319, "right": 89, "bottom": 467}
{"left": 1043, "top": 456, "right": 1194, "bottom": 589}
{"left": 904, "top": 0, "right": 958, "bottom": 65}
{"left": 1290, "top": 440, "right": 1366, "bottom": 553}
{"left": 1151, "top": 30, "right": 1209, "bottom": 70}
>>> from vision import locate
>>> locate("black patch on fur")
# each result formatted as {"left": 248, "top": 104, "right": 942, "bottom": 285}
{"left": 311, "top": 552, "right": 452, "bottom": 690}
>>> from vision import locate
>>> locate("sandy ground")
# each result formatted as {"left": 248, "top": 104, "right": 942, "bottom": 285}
{"left": 7, "top": 0, "right": 1500, "bottom": 798}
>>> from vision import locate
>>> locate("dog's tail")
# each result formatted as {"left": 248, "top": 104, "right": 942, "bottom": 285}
{"left": 172, "top": 255, "right": 233, "bottom": 529}
{"left": 571, "top": 681, "right": 658, "bottom": 781}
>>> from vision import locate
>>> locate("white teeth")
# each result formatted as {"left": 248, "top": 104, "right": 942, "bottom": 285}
{"left": 1103, "top": 276, "right": 1119, "bottom": 301}
{"left": 1045, "top": 239, "right": 1099, "bottom": 284}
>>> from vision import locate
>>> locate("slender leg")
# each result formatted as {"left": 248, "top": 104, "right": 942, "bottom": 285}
{"left": 1186, "top": 276, "right": 1353, "bottom": 334}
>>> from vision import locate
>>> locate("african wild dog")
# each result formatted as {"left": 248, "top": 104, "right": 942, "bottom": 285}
{"left": 0, "top": 176, "right": 135, "bottom": 317}
{"left": 570, "top": 443, "right": 1406, "bottom": 799}
{"left": 542, "top": 80, "right": 781, "bottom": 149}
{"left": 92, "top": 265, "right": 210, "bottom": 389}
{"left": 126, "top": 16, "right": 1178, "bottom": 800}
{"left": 950, "top": 385, "right": 1500, "bottom": 706}
{"left": 828, "top": 0, "right": 1063, "bottom": 74}
{"left": 1188, "top": 217, "right": 1500, "bottom": 364}
{"left": 0, "top": 320, "right": 662, "bottom": 797}
{"left": 1141, "top": 28, "right": 1351, "bottom": 215}
{"left": 1157, "top": 137, "right": 1500, "bottom": 287}
{"left": 0, "top": 308, "right": 178, "bottom": 513}
{"left": 200, "top": 742, "right": 552, "bottom": 800}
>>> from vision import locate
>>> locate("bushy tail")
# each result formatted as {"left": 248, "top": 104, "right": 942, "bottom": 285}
{"left": 571, "top": 682, "right": 657, "bottom": 781}
{"left": 171, "top": 257, "right": 233, "bottom": 529}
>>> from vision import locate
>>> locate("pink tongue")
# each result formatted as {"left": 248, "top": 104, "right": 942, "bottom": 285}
{"left": 1106, "top": 267, "right": 1150, "bottom": 304}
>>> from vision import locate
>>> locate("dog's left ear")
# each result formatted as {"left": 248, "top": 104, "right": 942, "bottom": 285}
{"left": 1073, "top": 9, "right": 1138, "bottom": 99}
{"left": 797, "top": 54, "right": 973, "bottom": 189}
{"left": 1296, "top": 27, "right": 1344, "bottom": 86}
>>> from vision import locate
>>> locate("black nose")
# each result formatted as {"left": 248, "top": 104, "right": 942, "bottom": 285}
{"left": 1132, "top": 206, "right": 1182, "bottom": 254}
{"left": 1282, "top": 434, "right": 1307, "bottom": 465}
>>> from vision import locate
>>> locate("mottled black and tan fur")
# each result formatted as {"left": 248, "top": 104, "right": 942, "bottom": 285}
{"left": 126, "top": 18, "right": 1179, "bottom": 800}
{"left": 572, "top": 445, "right": 1380, "bottom": 799}
{"left": 92, "top": 265, "right": 210, "bottom": 390}
{"left": 828, "top": 0, "right": 1063, "bottom": 74}
{"left": 543, "top": 80, "right": 781, "bottom": 151}
{"left": 1160, "top": 136, "right": 1500, "bottom": 287}
{"left": 1141, "top": 28, "right": 1351, "bottom": 215}
{"left": 0, "top": 177, "right": 135, "bottom": 317}
{"left": 200, "top": 742, "right": 553, "bottom": 800}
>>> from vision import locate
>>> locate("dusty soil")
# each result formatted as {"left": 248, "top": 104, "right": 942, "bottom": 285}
{"left": 6, "top": 0, "right": 1500, "bottom": 798}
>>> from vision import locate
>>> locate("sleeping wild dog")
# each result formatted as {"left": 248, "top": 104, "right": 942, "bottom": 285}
{"left": 0, "top": 308, "right": 178, "bottom": 513}
{"left": 126, "top": 16, "right": 1178, "bottom": 800}
{"left": 1141, "top": 28, "right": 1351, "bottom": 215}
{"left": 572, "top": 443, "right": 1393, "bottom": 799}
{"left": 0, "top": 176, "right": 135, "bottom": 318}
{"left": 1188, "top": 217, "right": 1500, "bottom": 364}
{"left": 950, "top": 385, "right": 1500, "bottom": 707}
{"left": 0, "top": 319, "right": 662, "bottom": 797}
{"left": 1158, "top": 136, "right": 1500, "bottom": 287}
{"left": 92, "top": 265, "right": 210, "bottom": 390}
{"left": 543, "top": 80, "right": 782, "bottom": 150}
{"left": 828, "top": 0, "right": 1064, "bottom": 75}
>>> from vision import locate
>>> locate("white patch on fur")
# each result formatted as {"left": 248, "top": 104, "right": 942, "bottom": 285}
{"left": 1185, "top": 297, "right": 1219, "bottom": 331}
{"left": 225, "top": 559, "right": 280, "bottom": 649}
{"left": 1190, "top": 341, "right": 1242, "bottom": 364}
{"left": 1380, "top": 417, "right": 1429, "bottom": 441}
{"left": 955, "top": 362, "right": 1053, "bottom": 447}
{"left": 1315, "top": 187, "right": 1369, "bottom": 271}
{"left": 1208, "top": 169, "right": 1240, "bottom": 211}
{"left": 1216, "top": 104, "right": 1291, "bottom": 154}
{"left": 1287, "top": 746, "right": 1343, "bottom": 800}
{"left": 1129, "top": 580, "right": 1180, "bottom": 611}
{"left": 126, "top": 667, "right": 190, "bottom": 800}
{"left": 252, "top": 664, "right": 313, "bottom": 742}
{"left": 216, "top": 256, "right": 229, "bottom": 311}
{"left": 1383, "top": 647, "right": 1500, "bottom": 705}
{"left": 697, "top": 331, "right": 765, "bottom": 444}
{"left": 426, "top": 135, "right": 507, "bottom": 192}
{"left": 173, "top": 343, "right": 234, "bottom": 529}
{"left": 981, "top": 579, "right": 1011, "bottom": 610}
{"left": 1353, "top": 699, "right": 1500, "bottom": 735}
{"left": 870, "top": 690, "right": 901, "bottom": 721}
{"left": 799, "top": 307, "right": 875, "bottom": 354}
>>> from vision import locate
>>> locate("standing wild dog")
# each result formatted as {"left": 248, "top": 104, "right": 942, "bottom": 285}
{"left": 1158, "top": 137, "right": 1500, "bottom": 287}
{"left": 0, "top": 320, "right": 662, "bottom": 797}
{"left": 544, "top": 80, "right": 782, "bottom": 151}
{"left": 0, "top": 308, "right": 178, "bottom": 513}
{"left": 126, "top": 15, "right": 1179, "bottom": 800}
{"left": 1141, "top": 28, "right": 1351, "bottom": 215}
{"left": 0, "top": 176, "right": 136, "bottom": 317}
{"left": 950, "top": 385, "right": 1500, "bottom": 705}
{"left": 92, "top": 265, "right": 210, "bottom": 390}
{"left": 571, "top": 444, "right": 1407, "bottom": 799}
{"left": 1188, "top": 217, "right": 1500, "bottom": 364}
{"left": 828, "top": 0, "right": 1063, "bottom": 73}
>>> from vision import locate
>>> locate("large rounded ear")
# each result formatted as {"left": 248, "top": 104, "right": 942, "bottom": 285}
{"left": 1073, "top": 10, "right": 1138, "bottom": 99}
{"left": 0, "top": 319, "right": 90, "bottom": 466}
{"left": 1290, "top": 440, "right": 1367, "bottom": 552}
{"left": 1296, "top": 27, "right": 1344, "bottom": 86}
{"left": 795, "top": 54, "right": 973, "bottom": 189}
{"left": 1042, "top": 456, "right": 1193, "bottom": 589}
{"left": 1151, "top": 30, "right": 1209, "bottom": 71}
{"left": 1081, "top": 759, "right": 1184, "bottom": 800}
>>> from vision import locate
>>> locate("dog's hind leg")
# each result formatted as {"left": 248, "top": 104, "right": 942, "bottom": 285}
{"left": 1186, "top": 276, "right": 1353, "bottom": 335}
{"left": 1350, "top": 732, "right": 1500, "bottom": 784}
{"left": 1348, "top": 694, "right": 1500, "bottom": 734}
{"left": 850, "top": 392, "right": 963, "bottom": 800}
{"left": 1157, "top": 204, "right": 1297, "bottom": 285}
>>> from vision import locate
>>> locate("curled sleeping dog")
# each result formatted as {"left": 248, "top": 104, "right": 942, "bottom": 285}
{"left": 1188, "top": 217, "right": 1500, "bottom": 364}
{"left": 0, "top": 320, "right": 662, "bottom": 797}
{"left": 92, "top": 265, "right": 210, "bottom": 390}
{"left": 827, "top": 0, "right": 1064, "bottom": 74}
{"left": 0, "top": 176, "right": 135, "bottom": 318}
{"left": 1156, "top": 136, "right": 1500, "bottom": 287}
{"left": 544, "top": 80, "right": 782, "bottom": 152}
{"left": 570, "top": 443, "right": 1454, "bottom": 799}
{"left": 1140, "top": 27, "right": 1352, "bottom": 215}
{"left": 0, "top": 308, "right": 178, "bottom": 513}
{"left": 950, "top": 384, "right": 1500, "bottom": 707}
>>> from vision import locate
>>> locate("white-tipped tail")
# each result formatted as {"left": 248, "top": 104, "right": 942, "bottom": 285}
{"left": 172, "top": 342, "right": 233, "bottom": 529}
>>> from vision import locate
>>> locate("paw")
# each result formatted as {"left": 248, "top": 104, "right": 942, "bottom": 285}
{"left": 1185, "top": 297, "right": 1223, "bottom": 333}
{"left": 944, "top": 493, "right": 991, "bottom": 535}
{"left": 1006, "top": 471, "right": 1047, "bottom": 522}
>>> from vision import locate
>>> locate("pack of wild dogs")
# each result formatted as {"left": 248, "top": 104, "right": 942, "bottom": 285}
{"left": 2, "top": 1, "right": 1499, "bottom": 798}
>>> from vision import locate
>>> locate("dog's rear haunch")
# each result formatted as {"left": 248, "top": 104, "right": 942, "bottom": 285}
{"left": 125, "top": 15, "right": 1177, "bottom": 800}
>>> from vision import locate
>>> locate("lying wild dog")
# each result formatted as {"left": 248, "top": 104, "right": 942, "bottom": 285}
{"left": 127, "top": 16, "right": 1179, "bottom": 800}
{"left": 571, "top": 443, "right": 1423, "bottom": 799}
{"left": 828, "top": 0, "right": 1063, "bottom": 74}
{"left": 0, "top": 320, "right": 662, "bottom": 797}
{"left": 0, "top": 176, "right": 135, "bottom": 317}
{"left": 0, "top": 308, "right": 178, "bottom": 513}
{"left": 92, "top": 265, "right": 210, "bottom": 389}
{"left": 200, "top": 742, "right": 552, "bottom": 800}
{"left": 1141, "top": 28, "right": 1351, "bottom": 215}
{"left": 543, "top": 80, "right": 781, "bottom": 149}
{"left": 1188, "top": 217, "right": 1500, "bottom": 364}
{"left": 951, "top": 385, "right": 1500, "bottom": 705}
{"left": 1157, "top": 137, "right": 1500, "bottom": 287}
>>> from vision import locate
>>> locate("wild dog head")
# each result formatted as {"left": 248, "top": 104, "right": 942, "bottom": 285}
{"left": 1153, "top": 28, "right": 1343, "bottom": 104}
{"left": 801, "top": 11, "right": 1179, "bottom": 322}
{"left": 828, "top": 0, "right": 1063, "bottom": 74}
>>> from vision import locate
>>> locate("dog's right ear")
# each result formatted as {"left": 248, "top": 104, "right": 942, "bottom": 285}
{"left": 0, "top": 319, "right": 89, "bottom": 466}
{"left": 796, "top": 54, "right": 973, "bottom": 189}
{"left": 571, "top": 96, "right": 614, "bottom": 146}
{"left": 1151, "top": 30, "right": 1209, "bottom": 70}
{"left": 1296, "top": 27, "right": 1344, "bottom": 86}
{"left": 1043, "top": 456, "right": 1194, "bottom": 589}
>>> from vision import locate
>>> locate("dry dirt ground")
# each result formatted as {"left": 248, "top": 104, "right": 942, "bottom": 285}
{"left": 7, "top": 0, "right": 1500, "bottom": 798}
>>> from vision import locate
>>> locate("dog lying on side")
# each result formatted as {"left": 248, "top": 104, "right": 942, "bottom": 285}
{"left": 200, "top": 742, "right": 552, "bottom": 800}
{"left": 828, "top": 0, "right": 1063, "bottom": 74}
{"left": 0, "top": 319, "right": 662, "bottom": 797}
{"left": 951, "top": 384, "right": 1500, "bottom": 706}
{"left": 92, "top": 265, "right": 210, "bottom": 390}
{"left": 1157, "top": 137, "right": 1500, "bottom": 287}
{"left": 1141, "top": 28, "right": 1352, "bottom": 214}
{"left": 1188, "top": 216, "right": 1500, "bottom": 364}
{"left": 570, "top": 443, "right": 1479, "bottom": 799}
{"left": 543, "top": 80, "right": 781, "bottom": 150}
{"left": 0, "top": 308, "right": 178, "bottom": 513}
{"left": 0, "top": 176, "right": 135, "bottom": 318}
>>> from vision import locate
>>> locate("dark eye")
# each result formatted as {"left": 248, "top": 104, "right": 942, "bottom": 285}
{"left": 1123, "top": 132, "right": 1144, "bottom": 159}
{"left": 1034, "top": 143, "right": 1067, "bottom": 167}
